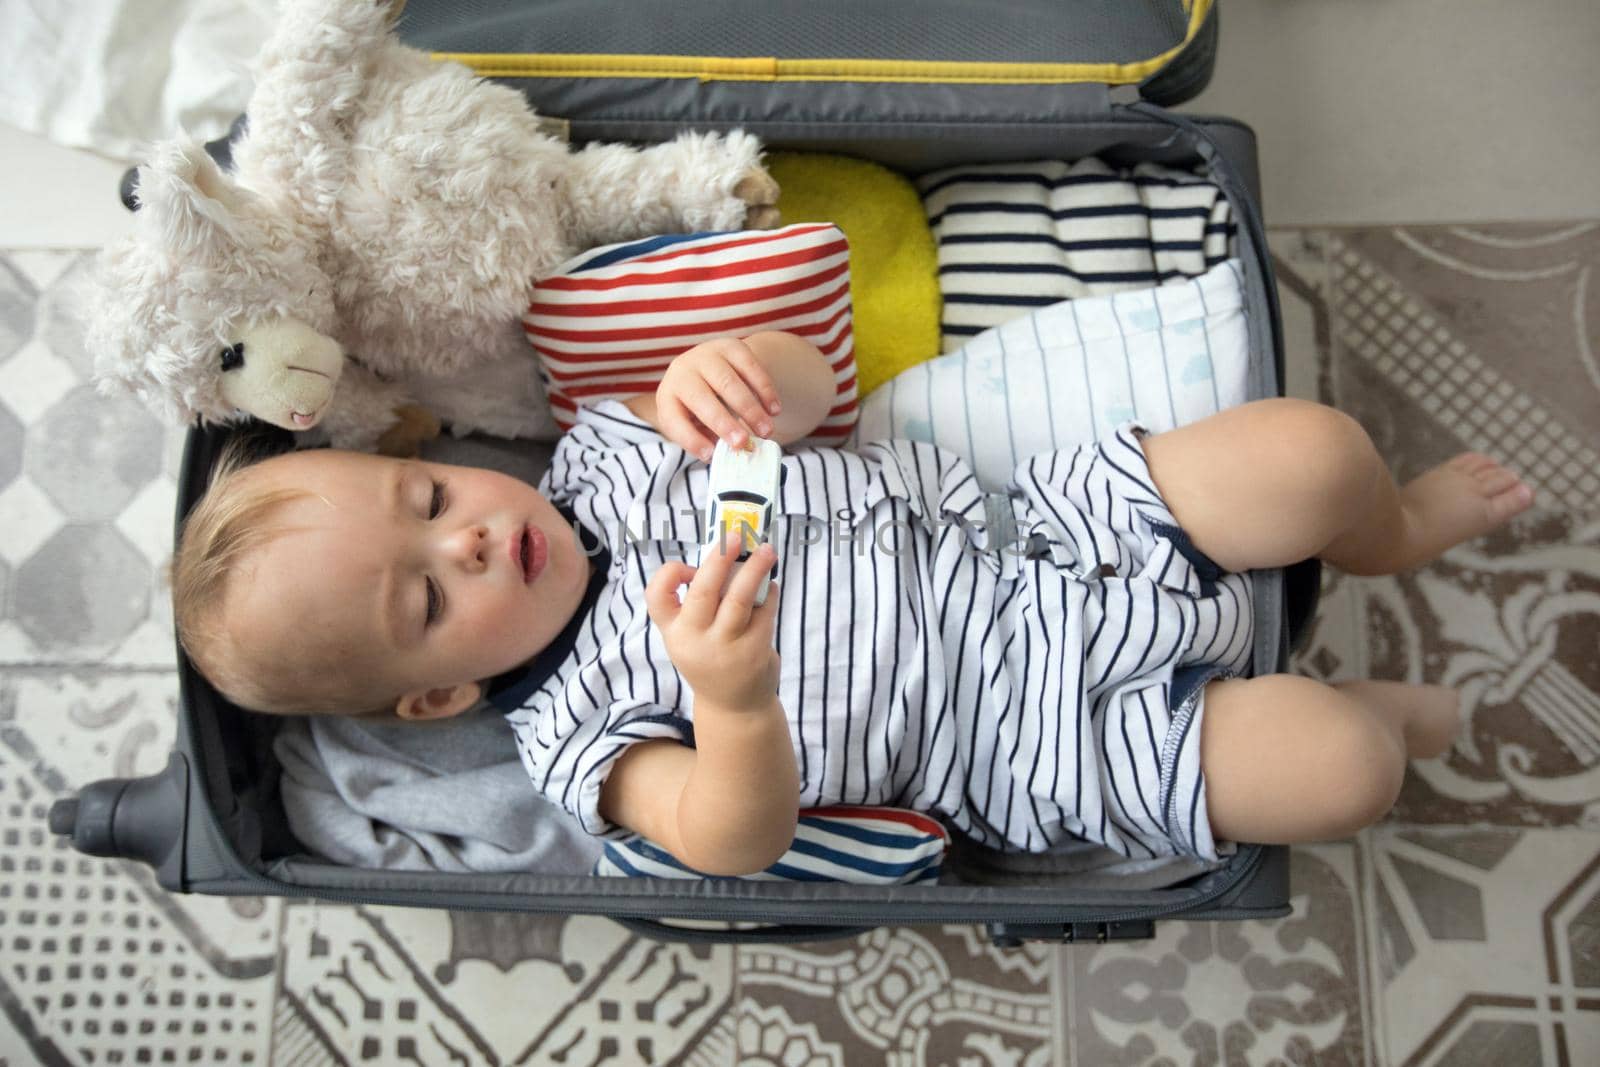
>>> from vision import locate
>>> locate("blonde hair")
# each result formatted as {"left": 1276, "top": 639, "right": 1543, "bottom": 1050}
{"left": 170, "top": 436, "right": 393, "bottom": 717}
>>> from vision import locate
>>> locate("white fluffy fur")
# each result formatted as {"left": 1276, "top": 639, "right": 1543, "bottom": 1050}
{"left": 82, "top": 0, "right": 769, "bottom": 450}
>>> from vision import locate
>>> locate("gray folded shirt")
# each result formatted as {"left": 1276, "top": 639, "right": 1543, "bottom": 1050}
{"left": 274, "top": 708, "right": 602, "bottom": 874}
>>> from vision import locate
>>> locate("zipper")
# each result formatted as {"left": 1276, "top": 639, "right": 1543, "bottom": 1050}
{"left": 433, "top": 0, "right": 1214, "bottom": 88}
{"left": 201, "top": 842, "right": 1264, "bottom": 932}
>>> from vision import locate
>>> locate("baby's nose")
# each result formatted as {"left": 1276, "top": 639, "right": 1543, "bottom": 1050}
{"left": 443, "top": 525, "right": 489, "bottom": 570}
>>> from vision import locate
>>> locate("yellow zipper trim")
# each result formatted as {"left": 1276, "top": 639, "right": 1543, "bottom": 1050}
{"left": 438, "top": 0, "right": 1210, "bottom": 86}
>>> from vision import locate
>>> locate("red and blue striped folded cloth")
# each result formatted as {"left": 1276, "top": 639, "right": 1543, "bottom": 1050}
{"left": 524, "top": 223, "right": 860, "bottom": 446}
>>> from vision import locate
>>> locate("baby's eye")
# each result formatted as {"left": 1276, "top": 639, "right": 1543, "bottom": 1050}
{"left": 424, "top": 577, "right": 442, "bottom": 626}
{"left": 428, "top": 480, "right": 446, "bottom": 519}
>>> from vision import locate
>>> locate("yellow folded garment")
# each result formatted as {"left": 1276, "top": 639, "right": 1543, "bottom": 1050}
{"left": 767, "top": 151, "right": 942, "bottom": 398}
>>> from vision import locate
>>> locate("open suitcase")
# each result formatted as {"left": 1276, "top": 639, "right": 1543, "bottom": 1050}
{"left": 50, "top": 0, "right": 1321, "bottom": 948}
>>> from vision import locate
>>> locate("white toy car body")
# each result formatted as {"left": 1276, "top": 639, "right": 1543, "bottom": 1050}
{"left": 701, "top": 437, "right": 783, "bottom": 605}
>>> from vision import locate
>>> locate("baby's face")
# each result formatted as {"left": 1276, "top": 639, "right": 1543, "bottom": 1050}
{"left": 227, "top": 449, "right": 593, "bottom": 712}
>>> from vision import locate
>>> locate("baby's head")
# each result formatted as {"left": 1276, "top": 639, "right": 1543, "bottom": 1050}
{"left": 172, "top": 439, "right": 594, "bottom": 719}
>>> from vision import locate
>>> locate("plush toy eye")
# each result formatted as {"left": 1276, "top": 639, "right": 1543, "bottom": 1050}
{"left": 219, "top": 342, "right": 245, "bottom": 372}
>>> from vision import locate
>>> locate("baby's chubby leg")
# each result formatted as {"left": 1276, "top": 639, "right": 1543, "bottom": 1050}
{"left": 1199, "top": 676, "right": 1459, "bottom": 844}
{"left": 1137, "top": 399, "right": 1518, "bottom": 842}
{"left": 1138, "top": 398, "right": 1533, "bottom": 576}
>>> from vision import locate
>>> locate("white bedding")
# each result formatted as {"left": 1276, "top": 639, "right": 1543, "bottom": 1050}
{"left": 0, "top": 0, "right": 270, "bottom": 159}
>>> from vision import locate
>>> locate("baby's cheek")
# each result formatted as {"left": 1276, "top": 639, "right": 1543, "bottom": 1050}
{"left": 482, "top": 592, "right": 541, "bottom": 651}
{"left": 476, "top": 594, "right": 520, "bottom": 636}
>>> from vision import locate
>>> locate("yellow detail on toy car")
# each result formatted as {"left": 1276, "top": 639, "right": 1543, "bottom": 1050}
{"left": 716, "top": 500, "right": 765, "bottom": 558}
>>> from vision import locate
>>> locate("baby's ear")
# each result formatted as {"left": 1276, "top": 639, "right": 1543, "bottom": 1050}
{"left": 394, "top": 682, "right": 481, "bottom": 721}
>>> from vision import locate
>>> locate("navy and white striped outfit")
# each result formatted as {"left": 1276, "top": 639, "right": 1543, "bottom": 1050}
{"left": 495, "top": 400, "right": 1252, "bottom": 861}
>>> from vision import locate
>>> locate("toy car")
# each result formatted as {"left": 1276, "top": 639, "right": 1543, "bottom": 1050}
{"left": 701, "top": 436, "right": 783, "bottom": 605}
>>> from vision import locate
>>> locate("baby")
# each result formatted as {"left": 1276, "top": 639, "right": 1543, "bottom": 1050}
{"left": 173, "top": 331, "right": 1533, "bottom": 875}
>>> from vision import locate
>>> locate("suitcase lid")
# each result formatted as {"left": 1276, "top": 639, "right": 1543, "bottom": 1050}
{"left": 399, "top": 0, "right": 1218, "bottom": 108}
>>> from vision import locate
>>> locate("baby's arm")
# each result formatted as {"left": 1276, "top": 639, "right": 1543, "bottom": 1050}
{"left": 598, "top": 535, "right": 798, "bottom": 875}
{"left": 625, "top": 332, "right": 837, "bottom": 461}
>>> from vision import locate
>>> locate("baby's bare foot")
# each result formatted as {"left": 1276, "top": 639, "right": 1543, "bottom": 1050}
{"left": 1336, "top": 680, "right": 1461, "bottom": 759}
{"left": 1398, "top": 452, "right": 1533, "bottom": 564}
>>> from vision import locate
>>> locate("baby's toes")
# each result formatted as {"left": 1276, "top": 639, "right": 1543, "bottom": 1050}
{"left": 1457, "top": 454, "right": 1533, "bottom": 515}
{"left": 1471, "top": 460, "right": 1522, "bottom": 496}
{"left": 1445, "top": 452, "right": 1533, "bottom": 519}
{"left": 1485, "top": 476, "right": 1535, "bottom": 523}
{"left": 1446, "top": 451, "right": 1496, "bottom": 476}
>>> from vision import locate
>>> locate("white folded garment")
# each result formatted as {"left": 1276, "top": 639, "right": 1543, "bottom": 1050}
{"left": 852, "top": 259, "right": 1251, "bottom": 493}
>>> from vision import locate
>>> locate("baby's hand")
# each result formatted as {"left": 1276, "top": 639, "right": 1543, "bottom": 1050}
{"left": 645, "top": 531, "right": 780, "bottom": 711}
{"left": 656, "top": 338, "right": 784, "bottom": 461}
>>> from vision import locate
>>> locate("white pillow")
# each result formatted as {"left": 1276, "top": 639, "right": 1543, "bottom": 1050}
{"left": 850, "top": 258, "right": 1250, "bottom": 491}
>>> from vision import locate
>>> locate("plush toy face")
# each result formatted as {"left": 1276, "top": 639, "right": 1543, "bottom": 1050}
{"left": 82, "top": 139, "right": 341, "bottom": 431}
{"left": 220, "top": 317, "right": 346, "bottom": 430}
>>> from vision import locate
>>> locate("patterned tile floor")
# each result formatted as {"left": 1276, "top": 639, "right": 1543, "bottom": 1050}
{"left": 1, "top": 225, "right": 1597, "bottom": 1065}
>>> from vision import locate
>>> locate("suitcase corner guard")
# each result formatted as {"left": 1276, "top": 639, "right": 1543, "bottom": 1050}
{"left": 47, "top": 752, "right": 190, "bottom": 891}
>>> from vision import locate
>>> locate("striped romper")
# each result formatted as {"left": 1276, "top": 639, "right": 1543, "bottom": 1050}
{"left": 495, "top": 400, "right": 1253, "bottom": 861}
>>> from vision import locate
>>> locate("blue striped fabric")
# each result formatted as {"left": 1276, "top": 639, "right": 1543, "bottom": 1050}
{"left": 565, "top": 231, "right": 712, "bottom": 272}
{"left": 594, "top": 807, "right": 948, "bottom": 883}
{"left": 918, "top": 158, "right": 1237, "bottom": 352}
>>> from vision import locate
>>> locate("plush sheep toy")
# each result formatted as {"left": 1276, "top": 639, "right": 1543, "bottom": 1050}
{"left": 83, "top": 0, "right": 779, "bottom": 453}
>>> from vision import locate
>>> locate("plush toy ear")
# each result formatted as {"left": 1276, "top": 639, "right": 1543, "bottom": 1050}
{"left": 132, "top": 138, "right": 246, "bottom": 259}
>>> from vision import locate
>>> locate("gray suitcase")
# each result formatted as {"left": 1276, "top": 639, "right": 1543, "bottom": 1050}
{"left": 52, "top": 0, "right": 1319, "bottom": 948}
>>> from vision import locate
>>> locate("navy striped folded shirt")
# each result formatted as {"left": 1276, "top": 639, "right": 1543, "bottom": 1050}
{"left": 918, "top": 158, "right": 1237, "bottom": 351}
